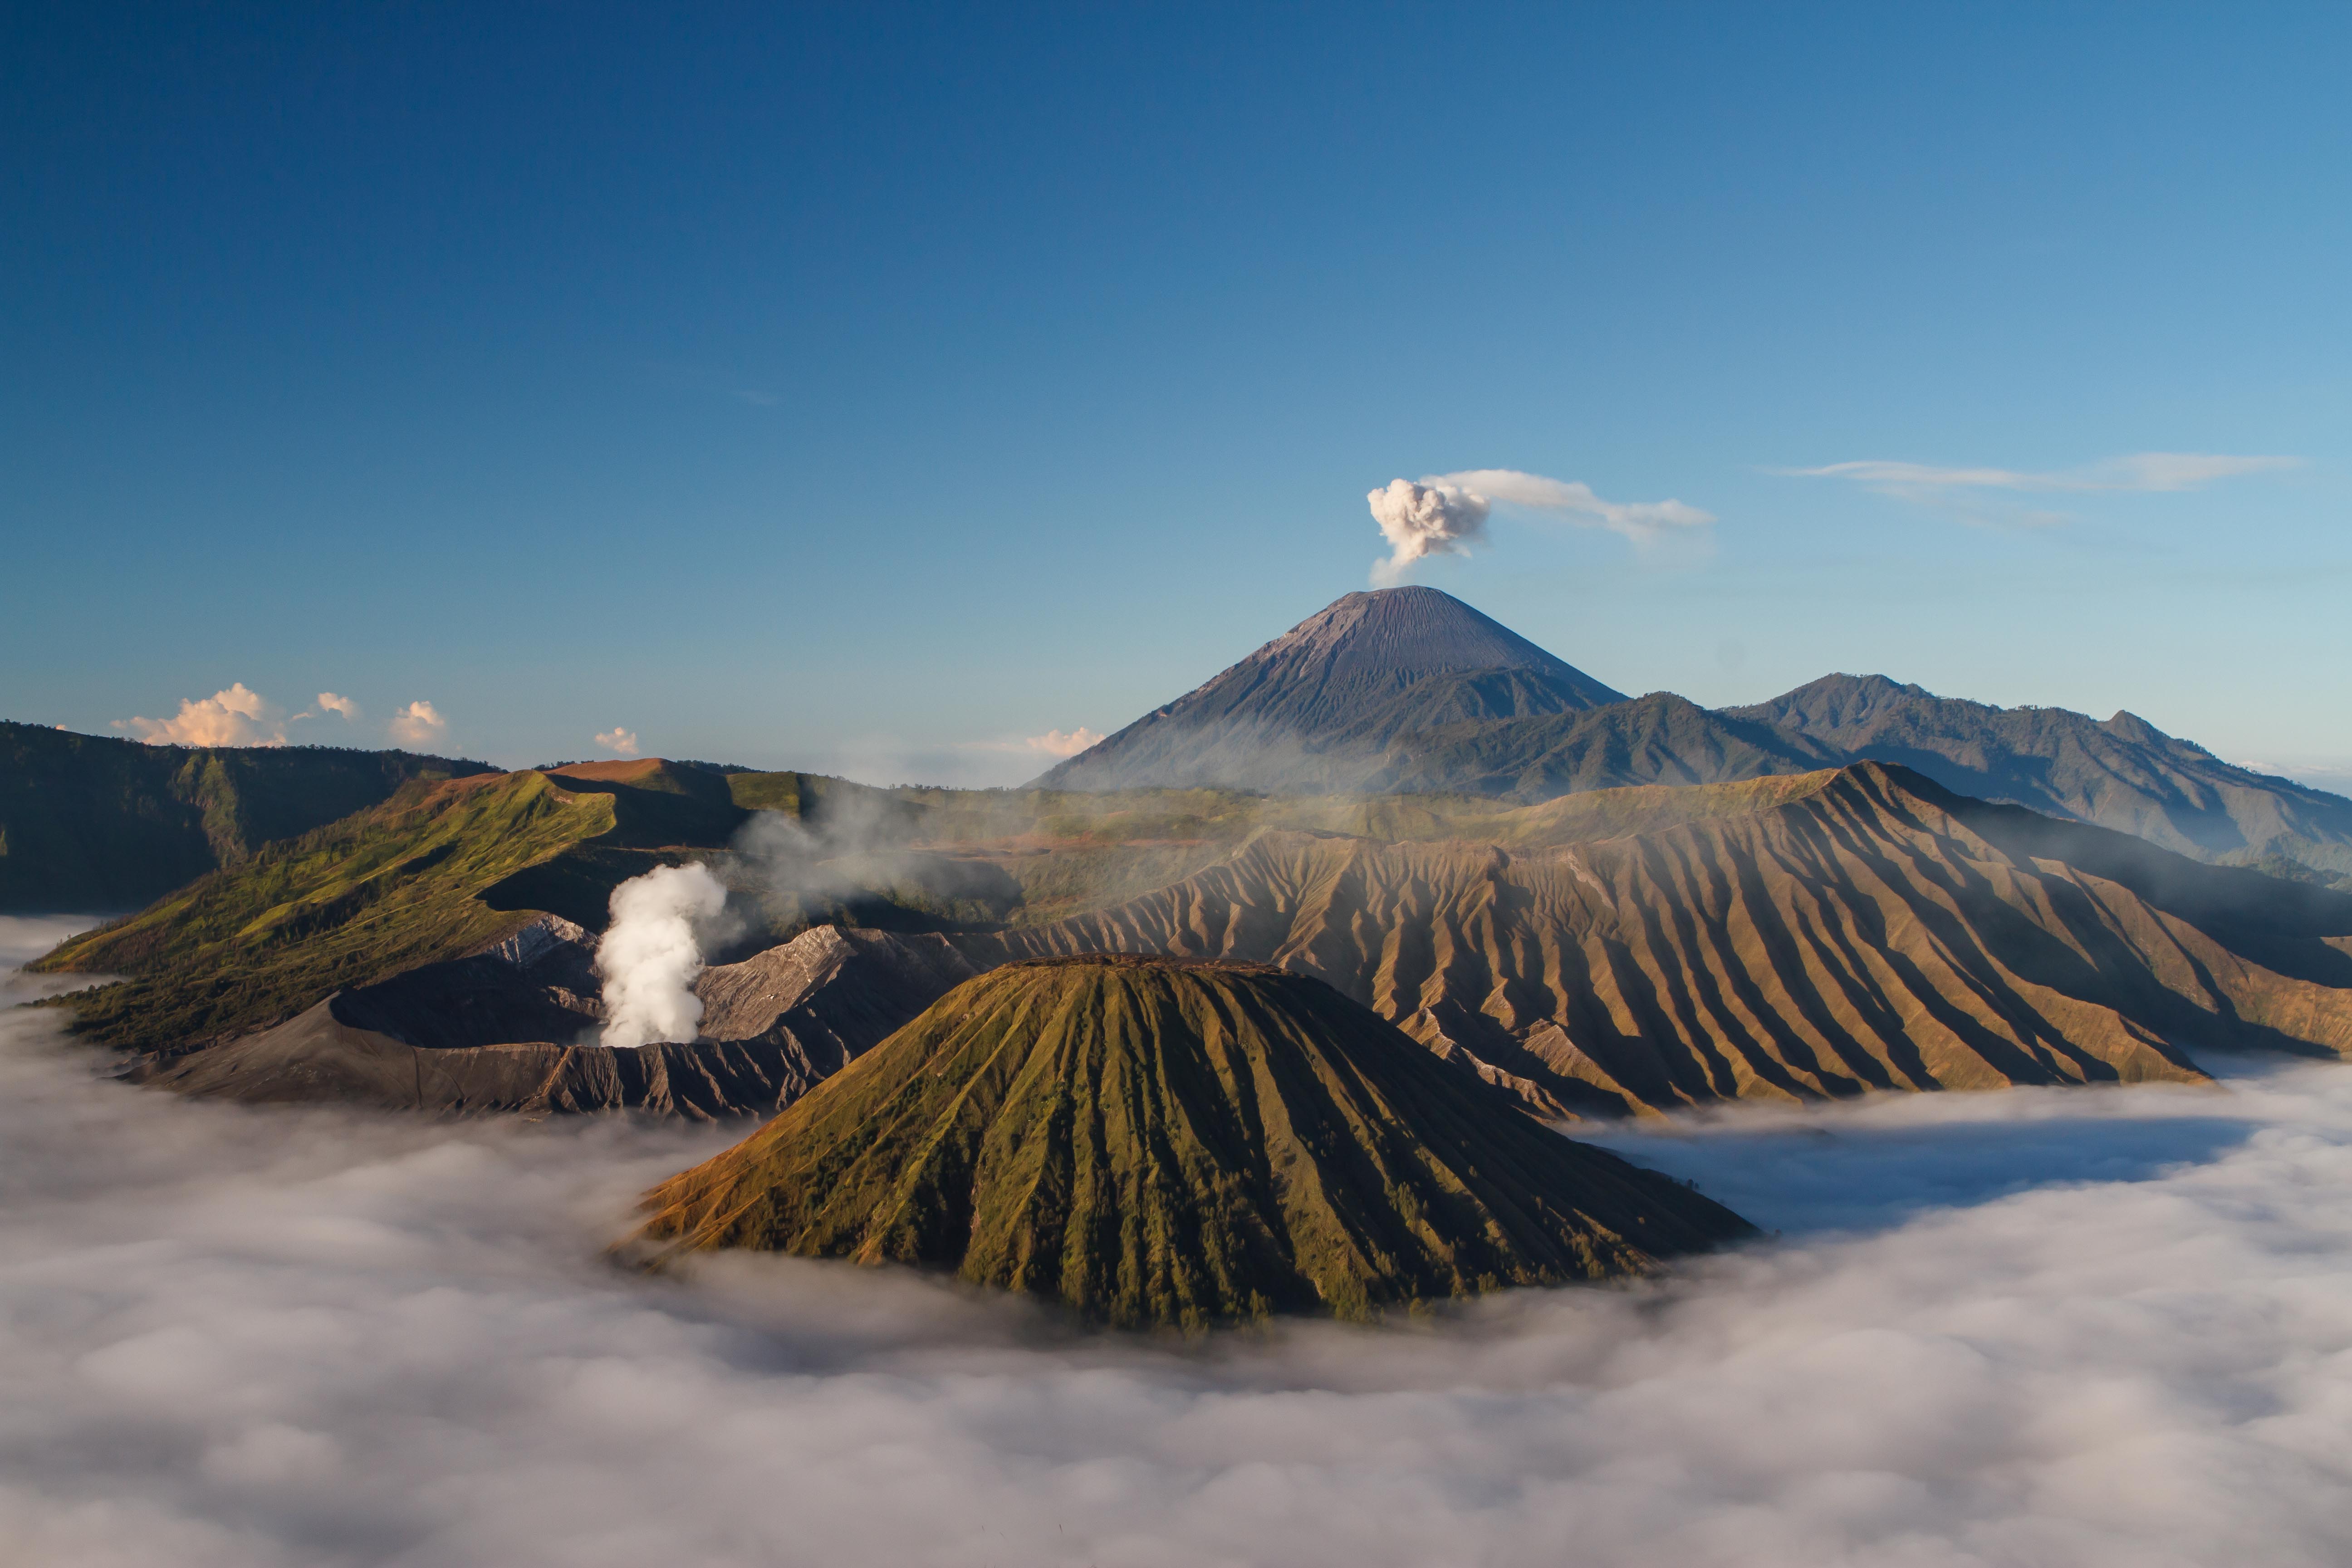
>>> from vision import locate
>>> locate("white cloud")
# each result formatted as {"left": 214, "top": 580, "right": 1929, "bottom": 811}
{"left": 961, "top": 727, "right": 1107, "bottom": 759}
{"left": 1020, "top": 726, "right": 1102, "bottom": 758}
{"left": 114, "top": 683, "right": 289, "bottom": 748}
{"left": 387, "top": 701, "right": 448, "bottom": 750}
{"left": 1781, "top": 451, "right": 2301, "bottom": 497}
{"left": 595, "top": 728, "right": 642, "bottom": 757}
{"left": 5, "top": 915, "right": 2352, "bottom": 1568}
{"left": 316, "top": 693, "right": 359, "bottom": 721}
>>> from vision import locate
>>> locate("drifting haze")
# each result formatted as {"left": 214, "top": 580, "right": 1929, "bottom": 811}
{"left": 1369, "top": 469, "right": 1717, "bottom": 583}
{"left": 6, "top": 919, "right": 2351, "bottom": 1565}
{"left": 1782, "top": 451, "right": 2301, "bottom": 495}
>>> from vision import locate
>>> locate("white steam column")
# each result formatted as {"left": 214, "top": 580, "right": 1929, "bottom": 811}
{"left": 594, "top": 863, "right": 728, "bottom": 1048}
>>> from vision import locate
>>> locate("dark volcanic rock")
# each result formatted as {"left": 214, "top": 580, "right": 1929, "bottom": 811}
{"left": 134, "top": 921, "right": 980, "bottom": 1119}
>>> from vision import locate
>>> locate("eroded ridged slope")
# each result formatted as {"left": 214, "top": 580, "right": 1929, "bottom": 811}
{"left": 980, "top": 764, "right": 2352, "bottom": 1114}
{"left": 633, "top": 956, "right": 1751, "bottom": 1328}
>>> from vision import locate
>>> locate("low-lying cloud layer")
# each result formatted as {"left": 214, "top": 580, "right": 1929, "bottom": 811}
{"left": 1368, "top": 469, "right": 1716, "bottom": 583}
{"left": 5, "top": 916, "right": 2350, "bottom": 1567}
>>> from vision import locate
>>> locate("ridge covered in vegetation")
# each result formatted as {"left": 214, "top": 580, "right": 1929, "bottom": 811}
{"left": 0, "top": 720, "right": 494, "bottom": 911}
{"left": 632, "top": 955, "right": 1753, "bottom": 1328}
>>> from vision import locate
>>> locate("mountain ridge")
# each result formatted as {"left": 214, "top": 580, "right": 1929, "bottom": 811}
{"left": 1030, "top": 592, "right": 2352, "bottom": 877}
{"left": 0, "top": 721, "right": 495, "bottom": 912}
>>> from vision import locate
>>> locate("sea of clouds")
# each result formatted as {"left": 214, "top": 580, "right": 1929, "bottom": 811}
{"left": 4, "top": 912, "right": 2350, "bottom": 1568}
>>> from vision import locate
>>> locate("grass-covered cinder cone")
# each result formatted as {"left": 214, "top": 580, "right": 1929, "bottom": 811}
{"left": 631, "top": 954, "right": 1754, "bottom": 1329}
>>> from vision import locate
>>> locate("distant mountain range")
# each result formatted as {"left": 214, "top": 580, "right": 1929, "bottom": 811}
{"left": 1036, "top": 587, "right": 2352, "bottom": 878}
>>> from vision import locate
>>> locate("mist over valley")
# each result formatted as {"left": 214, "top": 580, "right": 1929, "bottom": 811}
{"left": 10, "top": 9, "right": 2348, "bottom": 1561}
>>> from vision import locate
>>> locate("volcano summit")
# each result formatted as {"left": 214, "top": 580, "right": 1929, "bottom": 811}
{"left": 1034, "top": 586, "right": 1629, "bottom": 794}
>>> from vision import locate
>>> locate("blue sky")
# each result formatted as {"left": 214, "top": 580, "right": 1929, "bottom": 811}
{"left": 5, "top": 3, "right": 2347, "bottom": 787}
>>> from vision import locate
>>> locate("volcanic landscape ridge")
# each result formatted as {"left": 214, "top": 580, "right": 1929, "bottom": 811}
{"left": 13, "top": 586, "right": 2352, "bottom": 1323}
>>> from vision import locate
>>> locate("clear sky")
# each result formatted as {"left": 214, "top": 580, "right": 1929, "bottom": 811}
{"left": 5, "top": 3, "right": 2347, "bottom": 788}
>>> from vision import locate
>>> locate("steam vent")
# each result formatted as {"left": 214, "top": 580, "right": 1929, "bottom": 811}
{"left": 632, "top": 954, "right": 1754, "bottom": 1329}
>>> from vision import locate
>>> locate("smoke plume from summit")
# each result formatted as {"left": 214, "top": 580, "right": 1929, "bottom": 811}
{"left": 1367, "top": 478, "right": 1491, "bottom": 584}
{"left": 1368, "top": 468, "right": 1717, "bottom": 581}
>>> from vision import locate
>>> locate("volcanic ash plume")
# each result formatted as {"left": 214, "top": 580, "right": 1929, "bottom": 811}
{"left": 1367, "top": 478, "right": 1490, "bottom": 584}
{"left": 595, "top": 863, "right": 729, "bottom": 1047}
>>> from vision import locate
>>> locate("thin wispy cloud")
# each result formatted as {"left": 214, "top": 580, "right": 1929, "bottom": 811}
{"left": 1368, "top": 469, "right": 1715, "bottom": 585}
{"left": 1780, "top": 451, "right": 2300, "bottom": 496}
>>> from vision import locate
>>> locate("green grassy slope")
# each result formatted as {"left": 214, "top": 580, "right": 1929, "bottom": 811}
{"left": 0, "top": 721, "right": 495, "bottom": 911}
{"left": 634, "top": 955, "right": 1753, "bottom": 1328}
{"left": 36, "top": 772, "right": 617, "bottom": 1053}
{"left": 30, "top": 756, "right": 932, "bottom": 1056}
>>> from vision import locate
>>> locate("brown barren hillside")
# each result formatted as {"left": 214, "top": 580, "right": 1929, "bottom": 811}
{"left": 975, "top": 764, "right": 2352, "bottom": 1116}
{"left": 632, "top": 956, "right": 1751, "bottom": 1328}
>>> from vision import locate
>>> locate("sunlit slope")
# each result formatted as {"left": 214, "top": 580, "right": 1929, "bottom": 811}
{"left": 36, "top": 771, "right": 622, "bottom": 1053}
{"left": 31, "top": 758, "right": 924, "bottom": 1057}
{"left": 633, "top": 955, "right": 1752, "bottom": 1328}
{"left": 979, "top": 764, "right": 2352, "bottom": 1113}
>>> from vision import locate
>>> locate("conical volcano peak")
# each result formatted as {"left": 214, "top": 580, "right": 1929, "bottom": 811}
{"left": 1035, "top": 588, "right": 1627, "bottom": 792}
{"left": 631, "top": 954, "right": 1753, "bottom": 1328}
{"left": 1247, "top": 586, "right": 1607, "bottom": 690}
